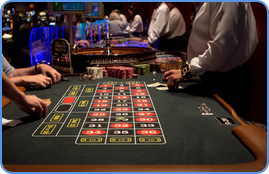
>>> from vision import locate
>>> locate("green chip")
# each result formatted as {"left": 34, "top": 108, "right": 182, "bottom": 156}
{"left": 116, "top": 117, "right": 126, "bottom": 121}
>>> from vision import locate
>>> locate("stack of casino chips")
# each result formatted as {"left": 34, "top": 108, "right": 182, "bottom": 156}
{"left": 105, "top": 66, "right": 134, "bottom": 79}
{"left": 119, "top": 68, "right": 126, "bottom": 79}
{"left": 107, "top": 67, "right": 112, "bottom": 77}
{"left": 100, "top": 67, "right": 108, "bottom": 77}
{"left": 103, "top": 70, "right": 108, "bottom": 77}
{"left": 125, "top": 67, "right": 133, "bottom": 79}
{"left": 133, "top": 64, "right": 150, "bottom": 75}
{"left": 87, "top": 67, "right": 103, "bottom": 79}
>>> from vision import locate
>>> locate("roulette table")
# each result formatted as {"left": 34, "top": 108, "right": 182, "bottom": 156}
{"left": 2, "top": 73, "right": 266, "bottom": 172}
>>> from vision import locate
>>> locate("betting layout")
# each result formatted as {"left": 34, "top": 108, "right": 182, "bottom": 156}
{"left": 32, "top": 81, "right": 166, "bottom": 145}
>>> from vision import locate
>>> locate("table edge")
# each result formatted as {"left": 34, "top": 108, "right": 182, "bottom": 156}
{"left": 3, "top": 124, "right": 267, "bottom": 172}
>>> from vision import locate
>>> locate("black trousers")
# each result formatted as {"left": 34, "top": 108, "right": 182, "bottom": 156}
{"left": 199, "top": 61, "right": 253, "bottom": 120}
{"left": 151, "top": 35, "right": 186, "bottom": 51}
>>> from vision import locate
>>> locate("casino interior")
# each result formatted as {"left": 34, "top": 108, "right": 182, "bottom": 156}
{"left": 2, "top": 2, "right": 267, "bottom": 172}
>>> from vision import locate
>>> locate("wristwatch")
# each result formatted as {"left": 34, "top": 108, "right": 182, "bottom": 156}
{"left": 35, "top": 64, "right": 41, "bottom": 74}
{"left": 180, "top": 63, "right": 193, "bottom": 80}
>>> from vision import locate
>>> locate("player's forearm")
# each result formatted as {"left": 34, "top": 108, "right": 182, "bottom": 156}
{"left": 9, "top": 76, "right": 28, "bottom": 86}
{"left": 2, "top": 72, "right": 26, "bottom": 104}
{"left": 8, "top": 66, "right": 36, "bottom": 78}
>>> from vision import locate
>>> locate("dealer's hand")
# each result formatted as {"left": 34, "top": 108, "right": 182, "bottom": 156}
{"left": 162, "top": 70, "right": 183, "bottom": 91}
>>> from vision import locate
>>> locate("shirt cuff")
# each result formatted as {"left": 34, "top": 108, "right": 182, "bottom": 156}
{"left": 189, "top": 57, "right": 205, "bottom": 76}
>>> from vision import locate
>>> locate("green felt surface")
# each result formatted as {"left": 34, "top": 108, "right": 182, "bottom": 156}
{"left": 2, "top": 73, "right": 255, "bottom": 165}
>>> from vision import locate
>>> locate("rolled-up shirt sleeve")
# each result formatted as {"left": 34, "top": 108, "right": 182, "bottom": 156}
{"left": 188, "top": 2, "right": 257, "bottom": 76}
{"left": 148, "top": 4, "right": 170, "bottom": 44}
{"left": 129, "top": 15, "right": 143, "bottom": 33}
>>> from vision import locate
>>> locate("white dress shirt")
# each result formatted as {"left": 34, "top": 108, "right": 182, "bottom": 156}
{"left": 166, "top": 7, "right": 186, "bottom": 39}
{"left": 126, "top": 14, "right": 143, "bottom": 33}
{"left": 148, "top": 2, "right": 170, "bottom": 44}
{"left": 120, "top": 14, "right": 128, "bottom": 24}
{"left": 187, "top": 2, "right": 258, "bottom": 76}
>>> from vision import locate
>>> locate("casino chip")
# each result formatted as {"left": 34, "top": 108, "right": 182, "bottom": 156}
{"left": 115, "top": 117, "right": 127, "bottom": 121}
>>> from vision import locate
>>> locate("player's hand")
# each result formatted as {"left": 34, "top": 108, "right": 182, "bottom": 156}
{"left": 16, "top": 95, "right": 47, "bottom": 117}
{"left": 142, "top": 39, "right": 148, "bottom": 43}
{"left": 23, "top": 74, "right": 52, "bottom": 88}
{"left": 162, "top": 70, "right": 183, "bottom": 91}
{"left": 83, "top": 40, "right": 90, "bottom": 47}
{"left": 77, "top": 40, "right": 90, "bottom": 48}
{"left": 37, "top": 64, "right": 61, "bottom": 84}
